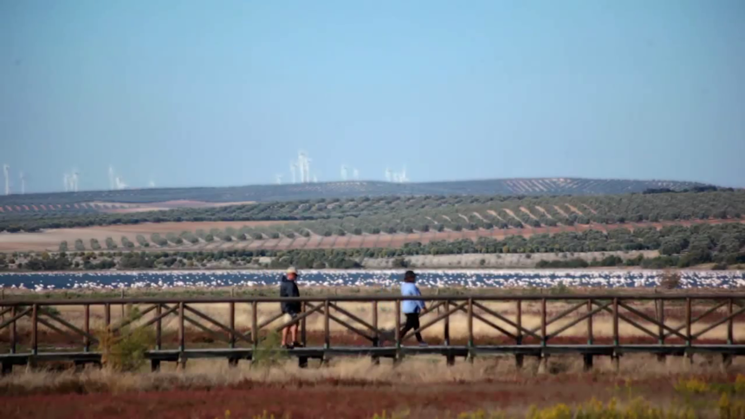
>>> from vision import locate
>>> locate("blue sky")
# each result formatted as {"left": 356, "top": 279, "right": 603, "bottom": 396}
{"left": 1, "top": 0, "right": 744, "bottom": 193}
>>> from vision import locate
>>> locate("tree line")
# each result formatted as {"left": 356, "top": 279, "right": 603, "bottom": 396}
{"left": 3, "top": 222, "right": 743, "bottom": 271}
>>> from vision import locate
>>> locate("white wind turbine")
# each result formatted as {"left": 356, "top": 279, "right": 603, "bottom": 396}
{"left": 71, "top": 169, "right": 80, "bottom": 192}
{"left": 3, "top": 164, "right": 10, "bottom": 195}
{"left": 108, "top": 165, "right": 116, "bottom": 190}
{"left": 115, "top": 176, "right": 127, "bottom": 190}
{"left": 19, "top": 172, "right": 26, "bottom": 195}
{"left": 290, "top": 162, "right": 297, "bottom": 184}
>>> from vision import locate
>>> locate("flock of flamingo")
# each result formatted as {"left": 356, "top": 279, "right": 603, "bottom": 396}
{"left": 0, "top": 269, "right": 743, "bottom": 292}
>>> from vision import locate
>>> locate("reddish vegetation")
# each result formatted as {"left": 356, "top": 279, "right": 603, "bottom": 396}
{"left": 0, "top": 377, "right": 671, "bottom": 419}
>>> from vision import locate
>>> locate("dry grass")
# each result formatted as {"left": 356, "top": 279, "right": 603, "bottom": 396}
{"left": 1, "top": 355, "right": 743, "bottom": 396}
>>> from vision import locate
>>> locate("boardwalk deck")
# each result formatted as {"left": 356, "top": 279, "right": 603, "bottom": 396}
{"left": 1, "top": 293, "right": 744, "bottom": 373}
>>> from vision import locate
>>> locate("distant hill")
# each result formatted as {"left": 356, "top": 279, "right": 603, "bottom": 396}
{"left": 0, "top": 178, "right": 713, "bottom": 212}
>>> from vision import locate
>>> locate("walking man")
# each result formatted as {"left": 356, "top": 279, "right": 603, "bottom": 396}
{"left": 279, "top": 267, "right": 301, "bottom": 349}
{"left": 399, "top": 270, "right": 427, "bottom": 346}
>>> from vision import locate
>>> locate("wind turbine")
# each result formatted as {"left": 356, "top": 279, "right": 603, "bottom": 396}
{"left": 297, "top": 151, "right": 308, "bottom": 183}
{"left": 290, "top": 162, "right": 297, "bottom": 184}
{"left": 353, "top": 168, "right": 359, "bottom": 180}
{"left": 304, "top": 156, "right": 312, "bottom": 183}
{"left": 385, "top": 168, "right": 392, "bottom": 182}
{"left": 19, "top": 172, "right": 26, "bottom": 195}
{"left": 3, "top": 164, "right": 10, "bottom": 195}
{"left": 341, "top": 165, "right": 348, "bottom": 181}
{"left": 71, "top": 169, "right": 80, "bottom": 192}
{"left": 115, "top": 176, "right": 127, "bottom": 190}
{"left": 108, "top": 165, "right": 116, "bottom": 190}
{"left": 275, "top": 174, "right": 283, "bottom": 185}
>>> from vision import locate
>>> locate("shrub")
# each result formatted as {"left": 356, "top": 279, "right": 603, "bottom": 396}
{"left": 105, "top": 237, "right": 117, "bottom": 250}
{"left": 150, "top": 233, "right": 169, "bottom": 247}
{"left": 59, "top": 241, "right": 68, "bottom": 252}
{"left": 120, "top": 237, "right": 134, "bottom": 249}
{"left": 74, "top": 239, "right": 85, "bottom": 251}
{"left": 659, "top": 270, "right": 681, "bottom": 289}
{"left": 96, "top": 306, "right": 154, "bottom": 371}
{"left": 135, "top": 235, "right": 150, "bottom": 248}
{"left": 391, "top": 257, "right": 408, "bottom": 268}
{"left": 252, "top": 331, "right": 288, "bottom": 367}
{"left": 90, "top": 238, "right": 102, "bottom": 250}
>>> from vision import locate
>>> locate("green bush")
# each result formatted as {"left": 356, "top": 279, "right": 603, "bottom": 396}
{"left": 96, "top": 306, "right": 154, "bottom": 371}
{"left": 252, "top": 331, "right": 289, "bottom": 367}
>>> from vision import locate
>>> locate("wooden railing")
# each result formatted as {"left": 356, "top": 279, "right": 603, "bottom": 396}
{"left": 1, "top": 294, "right": 744, "bottom": 374}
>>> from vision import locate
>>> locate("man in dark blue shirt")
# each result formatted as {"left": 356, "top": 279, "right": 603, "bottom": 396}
{"left": 279, "top": 267, "right": 301, "bottom": 349}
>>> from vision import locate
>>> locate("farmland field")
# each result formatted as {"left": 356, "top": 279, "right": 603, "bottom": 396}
{"left": 0, "top": 178, "right": 713, "bottom": 211}
{"left": 2, "top": 190, "right": 743, "bottom": 234}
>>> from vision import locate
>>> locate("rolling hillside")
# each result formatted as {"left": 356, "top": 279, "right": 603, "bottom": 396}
{"left": 0, "top": 177, "right": 715, "bottom": 215}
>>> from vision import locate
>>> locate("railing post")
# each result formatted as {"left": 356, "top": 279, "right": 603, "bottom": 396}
{"left": 178, "top": 302, "right": 185, "bottom": 352}
{"left": 587, "top": 299, "right": 593, "bottom": 345}
{"left": 229, "top": 302, "right": 236, "bottom": 349}
{"left": 685, "top": 298, "right": 692, "bottom": 347}
{"left": 372, "top": 301, "right": 378, "bottom": 347}
{"left": 251, "top": 301, "right": 258, "bottom": 350}
{"left": 658, "top": 299, "right": 665, "bottom": 345}
{"left": 612, "top": 298, "right": 619, "bottom": 347}
{"left": 104, "top": 303, "right": 111, "bottom": 330}
{"left": 177, "top": 302, "right": 186, "bottom": 371}
{"left": 301, "top": 301, "right": 307, "bottom": 348}
{"left": 516, "top": 299, "right": 522, "bottom": 345}
{"left": 540, "top": 298, "right": 547, "bottom": 347}
{"left": 84, "top": 304, "right": 90, "bottom": 352}
{"left": 324, "top": 299, "right": 330, "bottom": 349}
{"left": 727, "top": 298, "right": 734, "bottom": 345}
{"left": 467, "top": 298, "right": 474, "bottom": 349}
{"left": 538, "top": 297, "right": 548, "bottom": 374}
{"left": 10, "top": 306, "right": 16, "bottom": 354}
{"left": 443, "top": 301, "right": 450, "bottom": 346}
{"left": 395, "top": 298, "right": 401, "bottom": 359}
{"left": 31, "top": 304, "right": 38, "bottom": 356}
{"left": 155, "top": 304, "right": 162, "bottom": 350}
{"left": 515, "top": 299, "right": 523, "bottom": 369}
{"left": 371, "top": 300, "right": 379, "bottom": 366}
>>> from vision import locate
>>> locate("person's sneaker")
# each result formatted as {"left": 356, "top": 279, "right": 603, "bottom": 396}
{"left": 292, "top": 342, "right": 303, "bottom": 348}
{"left": 281, "top": 344, "right": 291, "bottom": 350}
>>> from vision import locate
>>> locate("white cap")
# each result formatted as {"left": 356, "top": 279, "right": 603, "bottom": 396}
{"left": 287, "top": 267, "right": 298, "bottom": 275}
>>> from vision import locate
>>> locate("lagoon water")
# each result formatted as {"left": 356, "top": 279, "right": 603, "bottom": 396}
{"left": 0, "top": 270, "right": 744, "bottom": 291}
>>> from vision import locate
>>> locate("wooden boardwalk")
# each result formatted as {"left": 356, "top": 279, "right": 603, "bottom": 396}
{"left": 1, "top": 293, "right": 744, "bottom": 373}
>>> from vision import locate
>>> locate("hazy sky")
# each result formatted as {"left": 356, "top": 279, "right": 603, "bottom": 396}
{"left": 1, "top": 0, "right": 744, "bottom": 193}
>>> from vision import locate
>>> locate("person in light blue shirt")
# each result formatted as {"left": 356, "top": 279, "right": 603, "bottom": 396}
{"left": 399, "top": 270, "right": 427, "bottom": 346}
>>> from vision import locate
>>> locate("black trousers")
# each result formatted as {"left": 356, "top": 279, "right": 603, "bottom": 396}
{"left": 400, "top": 313, "right": 424, "bottom": 343}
